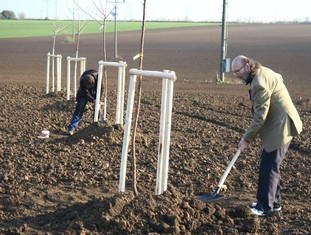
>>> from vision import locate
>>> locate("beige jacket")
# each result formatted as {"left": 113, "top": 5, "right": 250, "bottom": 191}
{"left": 243, "top": 67, "right": 302, "bottom": 152}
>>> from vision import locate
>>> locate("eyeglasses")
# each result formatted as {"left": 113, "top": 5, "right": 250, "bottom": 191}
{"left": 233, "top": 65, "right": 245, "bottom": 74}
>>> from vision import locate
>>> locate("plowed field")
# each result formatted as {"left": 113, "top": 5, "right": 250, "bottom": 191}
{"left": 0, "top": 24, "right": 310, "bottom": 234}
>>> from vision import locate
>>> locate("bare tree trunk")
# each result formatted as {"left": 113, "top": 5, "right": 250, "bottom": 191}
{"left": 52, "top": 34, "right": 56, "bottom": 55}
{"left": 51, "top": 34, "right": 56, "bottom": 92}
{"left": 72, "top": 0, "right": 108, "bottom": 118}
{"left": 131, "top": 0, "right": 147, "bottom": 196}
{"left": 74, "top": 33, "right": 80, "bottom": 95}
{"left": 102, "top": 20, "right": 108, "bottom": 118}
{"left": 102, "top": 22, "right": 106, "bottom": 62}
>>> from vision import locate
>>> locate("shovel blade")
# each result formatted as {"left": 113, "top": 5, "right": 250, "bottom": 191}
{"left": 197, "top": 193, "right": 224, "bottom": 202}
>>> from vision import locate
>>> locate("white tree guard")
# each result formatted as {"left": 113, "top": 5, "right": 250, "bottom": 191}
{"left": 66, "top": 56, "right": 86, "bottom": 101}
{"left": 93, "top": 60, "right": 127, "bottom": 124}
{"left": 118, "top": 69, "right": 177, "bottom": 195}
{"left": 46, "top": 52, "right": 62, "bottom": 94}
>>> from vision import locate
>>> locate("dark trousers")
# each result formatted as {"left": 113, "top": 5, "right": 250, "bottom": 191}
{"left": 67, "top": 97, "right": 88, "bottom": 131}
{"left": 255, "top": 141, "right": 291, "bottom": 213}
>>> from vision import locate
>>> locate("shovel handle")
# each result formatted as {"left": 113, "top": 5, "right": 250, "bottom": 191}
{"left": 216, "top": 149, "right": 241, "bottom": 194}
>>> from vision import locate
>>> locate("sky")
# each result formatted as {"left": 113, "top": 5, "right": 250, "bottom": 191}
{"left": 1, "top": 0, "right": 310, "bottom": 22}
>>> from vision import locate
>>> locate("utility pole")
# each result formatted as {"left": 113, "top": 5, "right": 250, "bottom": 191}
{"left": 54, "top": 0, "right": 57, "bottom": 19}
{"left": 44, "top": 0, "right": 50, "bottom": 19}
{"left": 219, "top": 0, "right": 228, "bottom": 82}
{"left": 112, "top": 4, "right": 118, "bottom": 58}
{"left": 108, "top": 0, "right": 125, "bottom": 59}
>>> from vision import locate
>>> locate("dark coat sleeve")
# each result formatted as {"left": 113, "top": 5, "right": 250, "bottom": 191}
{"left": 76, "top": 69, "right": 98, "bottom": 102}
{"left": 98, "top": 77, "right": 105, "bottom": 101}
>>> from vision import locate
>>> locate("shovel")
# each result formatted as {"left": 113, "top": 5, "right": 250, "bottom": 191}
{"left": 197, "top": 149, "right": 241, "bottom": 202}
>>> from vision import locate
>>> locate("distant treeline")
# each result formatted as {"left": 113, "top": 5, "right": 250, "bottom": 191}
{"left": 0, "top": 10, "right": 17, "bottom": 20}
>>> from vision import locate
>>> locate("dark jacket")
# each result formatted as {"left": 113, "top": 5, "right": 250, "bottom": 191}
{"left": 76, "top": 69, "right": 104, "bottom": 102}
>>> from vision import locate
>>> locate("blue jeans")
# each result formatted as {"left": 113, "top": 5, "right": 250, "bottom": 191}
{"left": 67, "top": 97, "right": 88, "bottom": 131}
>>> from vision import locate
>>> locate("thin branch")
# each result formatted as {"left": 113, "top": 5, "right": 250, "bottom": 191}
{"left": 72, "top": 0, "right": 103, "bottom": 25}
{"left": 92, "top": 0, "right": 107, "bottom": 17}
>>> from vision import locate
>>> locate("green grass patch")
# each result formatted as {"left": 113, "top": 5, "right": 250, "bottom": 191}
{"left": 0, "top": 20, "right": 219, "bottom": 39}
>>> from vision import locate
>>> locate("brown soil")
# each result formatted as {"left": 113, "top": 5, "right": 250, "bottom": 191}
{"left": 0, "top": 24, "right": 310, "bottom": 234}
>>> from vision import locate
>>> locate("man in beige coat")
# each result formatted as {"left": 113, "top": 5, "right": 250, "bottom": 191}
{"left": 231, "top": 55, "right": 302, "bottom": 216}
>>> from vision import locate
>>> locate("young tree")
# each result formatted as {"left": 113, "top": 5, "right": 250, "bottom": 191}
{"left": 131, "top": 0, "right": 147, "bottom": 196}
{"left": 48, "top": 22, "right": 70, "bottom": 93}
{"left": 73, "top": 18, "right": 87, "bottom": 94}
{"left": 73, "top": 0, "right": 120, "bottom": 122}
